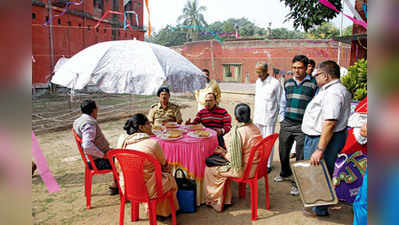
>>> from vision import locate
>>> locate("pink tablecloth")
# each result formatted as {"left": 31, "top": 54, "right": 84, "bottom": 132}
{"left": 152, "top": 128, "right": 218, "bottom": 179}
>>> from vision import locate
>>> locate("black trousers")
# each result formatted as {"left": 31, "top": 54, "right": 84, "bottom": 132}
{"left": 278, "top": 118, "right": 305, "bottom": 177}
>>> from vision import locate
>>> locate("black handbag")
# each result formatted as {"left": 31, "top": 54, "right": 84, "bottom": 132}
{"left": 205, "top": 153, "right": 229, "bottom": 167}
{"left": 174, "top": 168, "right": 196, "bottom": 213}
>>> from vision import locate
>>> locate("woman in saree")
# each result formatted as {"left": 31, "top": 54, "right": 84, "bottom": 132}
{"left": 116, "top": 113, "right": 179, "bottom": 219}
{"left": 203, "top": 103, "right": 263, "bottom": 212}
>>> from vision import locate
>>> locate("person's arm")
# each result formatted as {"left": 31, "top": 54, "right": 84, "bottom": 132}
{"left": 279, "top": 87, "right": 286, "bottom": 122}
{"left": 81, "top": 123, "right": 105, "bottom": 158}
{"left": 275, "top": 81, "right": 282, "bottom": 113}
{"left": 215, "top": 83, "right": 222, "bottom": 104}
{"left": 222, "top": 111, "right": 232, "bottom": 134}
{"left": 191, "top": 111, "right": 201, "bottom": 124}
{"left": 148, "top": 107, "right": 155, "bottom": 124}
{"left": 310, "top": 120, "right": 337, "bottom": 165}
{"left": 175, "top": 107, "right": 183, "bottom": 124}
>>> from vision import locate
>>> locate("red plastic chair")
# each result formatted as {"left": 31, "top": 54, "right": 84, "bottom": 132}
{"left": 107, "top": 149, "right": 177, "bottom": 225}
{"left": 224, "top": 133, "right": 279, "bottom": 221}
{"left": 72, "top": 128, "right": 114, "bottom": 209}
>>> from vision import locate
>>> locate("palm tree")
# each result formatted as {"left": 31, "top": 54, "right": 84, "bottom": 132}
{"left": 177, "top": 0, "right": 208, "bottom": 41}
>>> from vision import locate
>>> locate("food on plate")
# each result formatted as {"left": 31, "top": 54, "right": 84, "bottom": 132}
{"left": 189, "top": 124, "right": 204, "bottom": 130}
{"left": 152, "top": 125, "right": 163, "bottom": 130}
{"left": 164, "top": 122, "right": 178, "bottom": 128}
{"left": 165, "top": 131, "right": 183, "bottom": 138}
{"left": 193, "top": 130, "right": 210, "bottom": 137}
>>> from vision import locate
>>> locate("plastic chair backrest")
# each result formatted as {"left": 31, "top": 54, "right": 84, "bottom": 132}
{"left": 72, "top": 128, "right": 99, "bottom": 171}
{"left": 107, "top": 149, "right": 164, "bottom": 202}
{"left": 241, "top": 133, "right": 279, "bottom": 180}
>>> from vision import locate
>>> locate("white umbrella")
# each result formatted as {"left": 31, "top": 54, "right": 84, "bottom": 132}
{"left": 51, "top": 40, "right": 207, "bottom": 95}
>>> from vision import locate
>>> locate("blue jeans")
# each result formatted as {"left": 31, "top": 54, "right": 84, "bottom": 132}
{"left": 303, "top": 130, "right": 347, "bottom": 216}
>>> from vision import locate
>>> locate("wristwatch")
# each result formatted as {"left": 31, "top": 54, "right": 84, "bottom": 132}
{"left": 316, "top": 146, "right": 325, "bottom": 152}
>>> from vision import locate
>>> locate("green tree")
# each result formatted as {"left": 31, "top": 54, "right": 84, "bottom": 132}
{"left": 145, "top": 25, "right": 187, "bottom": 47}
{"left": 269, "top": 28, "right": 305, "bottom": 39}
{"left": 341, "top": 59, "right": 367, "bottom": 101}
{"left": 343, "top": 25, "right": 353, "bottom": 36}
{"left": 280, "top": 0, "right": 343, "bottom": 31}
{"left": 177, "top": 0, "right": 208, "bottom": 41}
{"left": 305, "top": 23, "right": 339, "bottom": 39}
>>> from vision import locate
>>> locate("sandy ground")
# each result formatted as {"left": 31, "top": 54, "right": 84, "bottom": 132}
{"left": 32, "top": 89, "right": 353, "bottom": 225}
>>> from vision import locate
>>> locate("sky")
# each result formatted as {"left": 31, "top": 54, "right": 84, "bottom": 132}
{"left": 143, "top": 0, "right": 356, "bottom": 33}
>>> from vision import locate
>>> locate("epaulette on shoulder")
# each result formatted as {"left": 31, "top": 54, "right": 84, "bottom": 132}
{"left": 151, "top": 103, "right": 158, "bottom": 108}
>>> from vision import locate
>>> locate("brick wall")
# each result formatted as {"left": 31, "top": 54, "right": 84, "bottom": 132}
{"left": 172, "top": 39, "right": 351, "bottom": 83}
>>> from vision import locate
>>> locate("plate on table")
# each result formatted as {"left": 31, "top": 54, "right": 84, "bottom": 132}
{"left": 164, "top": 122, "right": 179, "bottom": 128}
{"left": 166, "top": 128, "right": 186, "bottom": 134}
{"left": 157, "top": 132, "right": 184, "bottom": 141}
{"left": 187, "top": 130, "right": 212, "bottom": 138}
{"left": 185, "top": 124, "right": 204, "bottom": 130}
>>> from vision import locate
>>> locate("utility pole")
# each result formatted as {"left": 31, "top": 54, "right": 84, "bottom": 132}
{"left": 337, "top": 13, "right": 343, "bottom": 65}
{"left": 47, "top": 0, "right": 56, "bottom": 94}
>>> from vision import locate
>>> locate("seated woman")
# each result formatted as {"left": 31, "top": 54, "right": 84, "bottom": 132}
{"left": 116, "top": 113, "right": 179, "bottom": 218}
{"left": 203, "top": 103, "right": 263, "bottom": 212}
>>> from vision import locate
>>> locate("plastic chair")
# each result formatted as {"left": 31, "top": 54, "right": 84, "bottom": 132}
{"left": 224, "top": 133, "right": 279, "bottom": 221}
{"left": 107, "top": 149, "right": 177, "bottom": 225}
{"left": 72, "top": 128, "right": 114, "bottom": 209}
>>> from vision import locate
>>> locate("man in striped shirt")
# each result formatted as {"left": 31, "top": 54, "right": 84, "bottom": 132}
{"left": 186, "top": 92, "right": 232, "bottom": 147}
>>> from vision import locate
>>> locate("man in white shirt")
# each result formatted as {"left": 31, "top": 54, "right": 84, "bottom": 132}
{"left": 301, "top": 60, "right": 351, "bottom": 217}
{"left": 253, "top": 62, "right": 282, "bottom": 173}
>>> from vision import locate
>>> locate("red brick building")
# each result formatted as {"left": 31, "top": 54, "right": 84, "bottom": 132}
{"left": 32, "top": 0, "right": 145, "bottom": 87}
{"left": 172, "top": 39, "right": 351, "bottom": 83}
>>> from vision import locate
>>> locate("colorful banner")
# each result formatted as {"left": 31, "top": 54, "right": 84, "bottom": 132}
{"left": 32, "top": 131, "right": 59, "bottom": 193}
{"left": 124, "top": 10, "right": 139, "bottom": 31}
{"left": 94, "top": 10, "right": 123, "bottom": 29}
{"left": 43, "top": 0, "right": 84, "bottom": 26}
{"left": 318, "top": 0, "right": 367, "bottom": 29}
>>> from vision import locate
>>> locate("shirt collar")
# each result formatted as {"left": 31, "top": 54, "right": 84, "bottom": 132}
{"left": 82, "top": 113, "right": 97, "bottom": 122}
{"left": 321, "top": 79, "right": 340, "bottom": 90}
{"left": 293, "top": 74, "right": 311, "bottom": 85}
{"left": 259, "top": 75, "right": 272, "bottom": 84}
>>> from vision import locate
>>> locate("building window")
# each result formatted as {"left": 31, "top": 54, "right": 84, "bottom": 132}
{"left": 68, "top": 21, "right": 72, "bottom": 26}
{"left": 88, "top": 25, "right": 91, "bottom": 30}
{"left": 93, "top": 0, "right": 104, "bottom": 11}
{"left": 58, "top": 18, "right": 61, "bottom": 25}
{"left": 78, "top": 23, "right": 81, "bottom": 27}
{"left": 32, "top": 13, "right": 36, "bottom": 19}
{"left": 222, "top": 63, "right": 242, "bottom": 82}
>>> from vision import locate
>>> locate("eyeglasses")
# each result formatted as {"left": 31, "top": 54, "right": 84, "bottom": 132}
{"left": 313, "top": 71, "right": 324, "bottom": 78}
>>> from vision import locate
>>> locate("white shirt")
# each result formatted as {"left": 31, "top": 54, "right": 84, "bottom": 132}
{"left": 253, "top": 76, "right": 282, "bottom": 125}
{"left": 302, "top": 79, "right": 352, "bottom": 136}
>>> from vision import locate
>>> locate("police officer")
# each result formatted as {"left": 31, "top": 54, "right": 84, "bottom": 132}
{"left": 148, "top": 87, "right": 183, "bottom": 125}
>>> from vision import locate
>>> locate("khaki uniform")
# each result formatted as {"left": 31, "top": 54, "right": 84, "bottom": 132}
{"left": 148, "top": 102, "right": 182, "bottom": 125}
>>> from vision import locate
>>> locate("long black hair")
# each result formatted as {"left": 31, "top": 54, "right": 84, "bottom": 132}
{"left": 123, "top": 113, "right": 149, "bottom": 135}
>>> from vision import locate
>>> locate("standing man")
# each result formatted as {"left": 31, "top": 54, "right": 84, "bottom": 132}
{"left": 195, "top": 69, "right": 222, "bottom": 110}
{"left": 307, "top": 59, "right": 316, "bottom": 76}
{"left": 302, "top": 60, "right": 351, "bottom": 216}
{"left": 148, "top": 86, "right": 183, "bottom": 125}
{"left": 73, "top": 99, "right": 118, "bottom": 195}
{"left": 186, "top": 92, "right": 231, "bottom": 148}
{"left": 253, "top": 62, "right": 282, "bottom": 173}
{"left": 275, "top": 55, "right": 318, "bottom": 196}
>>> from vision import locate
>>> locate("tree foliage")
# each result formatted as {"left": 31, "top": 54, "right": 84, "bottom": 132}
{"left": 269, "top": 28, "right": 305, "bottom": 39}
{"left": 343, "top": 25, "right": 353, "bottom": 36}
{"left": 280, "top": 0, "right": 342, "bottom": 31}
{"left": 305, "top": 23, "right": 340, "bottom": 39}
{"left": 341, "top": 59, "right": 367, "bottom": 101}
{"left": 177, "top": 0, "right": 208, "bottom": 41}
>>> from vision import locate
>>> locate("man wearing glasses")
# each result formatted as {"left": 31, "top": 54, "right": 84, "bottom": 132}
{"left": 302, "top": 60, "right": 352, "bottom": 216}
{"left": 276, "top": 55, "right": 318, "bottom": 196}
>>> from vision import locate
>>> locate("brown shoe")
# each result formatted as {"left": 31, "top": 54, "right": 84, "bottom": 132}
{"left": 109, "top": 186, "right": 119, "bottom": 195}
{"left": 32, "top": 162, "right": 37, "bottom": 176}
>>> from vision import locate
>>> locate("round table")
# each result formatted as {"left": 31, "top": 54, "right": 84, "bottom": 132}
{"left": 152, "top": 128, "right": 218, "bottom": 205}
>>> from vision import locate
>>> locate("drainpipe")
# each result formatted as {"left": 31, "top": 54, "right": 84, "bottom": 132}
{"left": 210, "top": 40, "right": 216, "bottom": 80}
{"left": 47, "top": 0, "right": 56, "bottom": 93}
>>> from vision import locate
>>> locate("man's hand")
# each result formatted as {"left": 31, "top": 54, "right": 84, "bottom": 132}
{"left": 214, "top": 128, "right": 223, "bottom": 135}
{"left": 185, "top": 118, "right": 192, "bottom": 125}
{"left": 310, "top": 149, "right": 323, "bottom": 166}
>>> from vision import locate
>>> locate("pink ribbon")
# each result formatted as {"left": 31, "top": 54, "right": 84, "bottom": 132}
{"left": 32, "top": 131, "right": 59, "bottom": 193}
{"left": 94, "top": 10, "right": 123, "bottom": 29}
{"left": 319, "top": 0, "right": 367, "bottom": 29}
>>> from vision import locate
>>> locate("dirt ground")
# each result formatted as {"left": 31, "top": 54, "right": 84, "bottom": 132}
{"left": 32, "top": 90, "right": 353, "bottom": 225}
